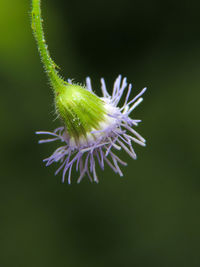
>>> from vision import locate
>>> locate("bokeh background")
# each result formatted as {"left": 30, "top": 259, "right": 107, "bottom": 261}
{"left": 1, "top": 0, "right": 200, "bottom": 266}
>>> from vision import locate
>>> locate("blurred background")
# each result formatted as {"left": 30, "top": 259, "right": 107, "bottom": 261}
{"left": 1, "top": 0, "right": 200, "bottom": 266}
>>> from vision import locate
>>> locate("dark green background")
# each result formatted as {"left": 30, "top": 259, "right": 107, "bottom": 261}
{"left": 1, "top": 0, "right": 200, "bottom": 266}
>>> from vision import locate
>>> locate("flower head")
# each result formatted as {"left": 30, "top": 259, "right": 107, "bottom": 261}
{"left": 32, "top": 0, "right": 147, "bottom": 184}
{"left": 36, "top": 75, "right": 146, "bottom": 184}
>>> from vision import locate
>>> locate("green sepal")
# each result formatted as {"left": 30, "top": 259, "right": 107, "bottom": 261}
{"left": 55, "top": 84, "right": 106, "bottom": 141}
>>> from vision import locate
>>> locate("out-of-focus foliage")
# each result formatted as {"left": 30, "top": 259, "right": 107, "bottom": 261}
{"left": 0, "top": 0, "right": 200, "bottom": 266}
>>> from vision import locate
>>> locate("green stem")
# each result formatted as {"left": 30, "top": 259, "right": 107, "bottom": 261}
{"left": 31, "top": 0, "right": 65, "bottom": 93}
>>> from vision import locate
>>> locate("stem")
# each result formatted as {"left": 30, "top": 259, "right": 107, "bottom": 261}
{"left": 31, "top": 0, "right": 65, "bottom": 93}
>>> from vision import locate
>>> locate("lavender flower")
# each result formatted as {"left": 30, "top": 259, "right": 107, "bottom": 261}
{"left": 36, "top": 75, "right": 146, "bottom": 184}
{"left": 32, "top": 1, "right": 147, "bottom": 184}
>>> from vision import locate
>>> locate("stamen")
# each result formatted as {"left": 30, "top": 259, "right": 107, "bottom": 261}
{"left": 100, "top": 78, "right": 109, "bottom": 97}
{"left": 123, "top": 84, "right": 132, "bottom": 107}
{"left": 109, "top": 151, "right": 127, "bottom": 166}
{"left": 124, "top": 134, "right": 146, "bottom": 147}
{"left": 112, "top": 157, "right": 123, "bottom": 176}
{"left": 103, "top": 156, "right": 118, "bottom": 173}
{"left": 86, "top": 77, "right": 92, "bottom": 92}
{"left": 68, "top": 165, "right": 73, "bottom": 184}
{"left": 117, "top": 140, "right": 137, "bottom": 159}
{"left": 39, "top": 138, "right": 60, "bottom": 143}
{"left": 128, "top": 98, "right": 143, "bottom": 114}
{"left": 127, "top": 87, "right": 147, "bottom": 106}
{"left": 121, "top": 123, "right": 146, "bottom": 142}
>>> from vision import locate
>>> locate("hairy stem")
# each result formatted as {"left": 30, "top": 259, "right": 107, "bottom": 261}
{"left": 31, "top": 0, "right": 65, "bottom": 92}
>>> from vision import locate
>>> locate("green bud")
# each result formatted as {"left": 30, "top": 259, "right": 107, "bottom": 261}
{"left": 55, "top": 84, "right": 106, "bottom": 142}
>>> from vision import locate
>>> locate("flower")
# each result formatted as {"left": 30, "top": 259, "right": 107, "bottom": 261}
{"left": 36, "top": 75, "right": 146, "bottom": 184}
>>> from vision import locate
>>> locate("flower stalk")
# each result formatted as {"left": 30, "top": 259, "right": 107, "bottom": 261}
{"left": 31, "top": 0, "right": 65, "bottom": 92}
